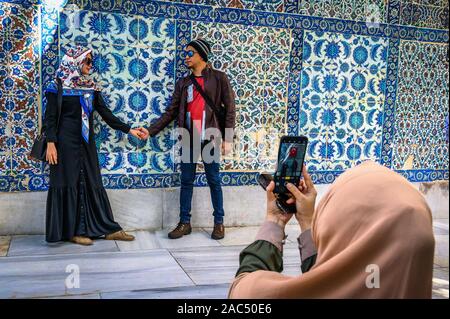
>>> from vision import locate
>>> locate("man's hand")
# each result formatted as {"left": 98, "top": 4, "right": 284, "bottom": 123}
{"left": 285, "top": 165, "right": 317, "bottom": 232}
{"left": 265, "top": 180, "right": 293, "bottom": 228}
{"left": 136, "top": 127, "right": 150, "bottom": 140}
{"left": 46, "top": 142, "right": 58, "bottom": 165}
{"left": 129, "top": 128, "right": 143, "bottom": 140}
{"left": 221, "top": 141, "right": 232, "bottom": 156}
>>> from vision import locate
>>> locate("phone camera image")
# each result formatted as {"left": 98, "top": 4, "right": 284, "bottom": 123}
{"left": 274, "top": 136, "right": 308, "bottom": 194}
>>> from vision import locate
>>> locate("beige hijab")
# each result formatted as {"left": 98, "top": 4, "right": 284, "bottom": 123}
{"left": 229, "top": 161, "right": 435, "bottom": 298}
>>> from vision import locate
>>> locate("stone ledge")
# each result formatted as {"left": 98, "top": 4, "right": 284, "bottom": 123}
{"left": 0, "top": 181, "right": 447, "bottom": 235}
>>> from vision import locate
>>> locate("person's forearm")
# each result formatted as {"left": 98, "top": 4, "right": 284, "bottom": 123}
{"left": 255, "top": 220, "right": 286, "bottom": 252}
{"left": 297, "top": 229, "right": 317, "bottom": 273}
{"left": 234, "top": 220, "right": 286, "bottom": 278}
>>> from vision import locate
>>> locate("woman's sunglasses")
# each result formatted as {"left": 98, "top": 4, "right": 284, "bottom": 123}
{"left": 185, "top": 50, "right": 197, "bottom": 58}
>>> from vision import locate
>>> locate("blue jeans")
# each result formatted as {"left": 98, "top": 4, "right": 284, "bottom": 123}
{"left": 179, "top": 144, "right": 224, "bottom": 224}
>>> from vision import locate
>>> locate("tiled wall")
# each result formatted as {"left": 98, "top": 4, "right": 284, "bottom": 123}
{"left": 59, "top": 10, "right": 177, "bottom": 175}
{"left": 392, "top": 41, "right": 449, "bottom": 171}
{"left": 0, "top": 0, "right": 448, "bottom": 192}
{"left": 0, "top": 2, "right": 41, "bottom": 191}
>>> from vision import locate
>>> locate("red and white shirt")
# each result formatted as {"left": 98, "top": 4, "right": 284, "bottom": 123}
{"left": 186, "top": 76, "right": 206, "bottom": 140}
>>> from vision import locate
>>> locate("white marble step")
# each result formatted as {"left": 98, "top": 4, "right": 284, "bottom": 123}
{"left": 7, "top": 235, "right": 119, "bottom": 257}
{"left": 0, "top": 250, "right": 194, "bottom": 299}
{"left": 169, "top": 245, "right": 301, "bottom": 285}
{"left": 101, "top": 283, "right": 231, "bottom": 299}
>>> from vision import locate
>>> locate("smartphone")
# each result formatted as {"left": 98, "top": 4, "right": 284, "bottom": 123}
{"left": 257, "top": 173, "right": 273, "bottom": 190}
{"left": 257, "top": 173, "right": 297, "bottom": 214}
{"left": 274, "top": 135, "right": 308, "bottom": 194}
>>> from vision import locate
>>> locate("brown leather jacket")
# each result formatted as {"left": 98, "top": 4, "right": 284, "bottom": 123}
{"left": 147, "top": 66, "right": 236, "bottom": 142}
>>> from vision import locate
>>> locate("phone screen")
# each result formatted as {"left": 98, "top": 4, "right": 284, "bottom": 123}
{"left": 274, "top": 136, "right": 307, "bottom": 194}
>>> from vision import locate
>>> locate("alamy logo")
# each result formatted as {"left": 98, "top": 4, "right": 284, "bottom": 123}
{"left": 62, "top": 4, "right": 81, "bottom": 29}
{"left": 65, "top": 264, "right": 80, "bottom": 289}
{"left": 366, "top": 3, "right": 381, "bottom": 30}
{"left": 365, "top": 264, "right": 380, "bottom": 289}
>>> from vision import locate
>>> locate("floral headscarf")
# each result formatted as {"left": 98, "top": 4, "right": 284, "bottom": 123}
{"left": 56, "top": 45, "right": 99, "bottom": 91}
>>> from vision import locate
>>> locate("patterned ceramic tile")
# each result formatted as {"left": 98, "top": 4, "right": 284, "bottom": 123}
{"left": 299, "top": 31, "right": 387, "bottom": 168}
{"left": 261, "top": 54, "right": 290, "bottom": 82}
{"left": 416, "top": 0, "right": 448, "bottom": 6}
{"left": 240, "top": 0, "right": 285, "bottom": 12}
{"left": 258, "top": 129, "right": 283, "bottom": 167}
{"left": 99, "top": 150, "right": 171, "bottom": 175}
{"left": 259, "top": 27, "right": 292, "bottom": 57}
{"left": 0, "top": 3, "right": 12, "bottom": 34}
{"left": 98, "top": 152, "right": 137, "bottom": 174}
{"left": 298, "top": 0, "right": 387, "bottom": 23}
{"left": 192, "top": 21, "right": 292, "bottom": 172}
{"left": 181, "top": 0, "right": 285, "bottom": 12}
{"left": 304, "top": 158, "right": 329, "bottom": 171}
{"left": 392, "top": 120, "right": 449, "bottom": 170}
{"left": 236, "top": 131, "right": 261, "bottom": 170}
{"left": 8, "top": 3, "right": 38, "bottom": 38}
{"left": 0, "top": 155, "right": 12, "bottom": 176}
{"left": 11, "top": 152, "right": 41, "bottom": 175}
{"left": 392, "top": 41, "right": 449, "bottom": 171}
{"left": 99, "top": 12, "right": 139, "bottom": 47}
{"left": 0, "top": 3, "right": 40, "bottom": 184}
{"left": 40, "top": 5, "right": 59, "bottom": 90}
{"left": 94, "top": 112, "right": 136, "bottom": 154}
{"left": 233, "top": 52, "right": 263, "bottom": 83}
{"left": 94, "top": 44, "right": 138, "bottom": 85}
{"left": 393, "top": 142, "right": 449, "bottom": 170}
{"left": 396, "top": 42, "right": 448, "bottom": 122}
{"left": 135, "top": 87, "right": 173, "bottom": 128}
{"left": 125, "top": 152, "right": 152, "bottom": 173}
{"left": 59, "top": 9, "right": 102, "bottom": 48}
{"left": 400, "top": 1, "right": 449, "bottom": 29}
{"left": 9, "top": 97, "right": 38, "bottom": 154}
{"left": 138, "top": 16, "right": 176, "bottom": 49}
{"left": 0, "top": 107, "right": 11, "bottom": 154}
{"left": 141, "top": 151, "right": 174, "bottom": 174}
{"left": 137, "top": 47, "right": 175, "bottom": 90}
{"left": 1, "top": 0, "right": 449, "bottom": 192}
{"left": 168, "top": 0, "right": 285, "bottom": 12}
{"left": 263, "top": 81, "right": 288, "bottom": 132}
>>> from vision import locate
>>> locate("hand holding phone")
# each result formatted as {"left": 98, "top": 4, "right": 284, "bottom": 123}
{"left": 258, "top": 173, "right": 296, "bottom": 214}
{"left": 258, "top": 135, "right": 308, "bottom": 214}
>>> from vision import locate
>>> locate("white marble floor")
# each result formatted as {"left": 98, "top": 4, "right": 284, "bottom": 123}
{"left": 0, "top": 222, "right": 448, "bottom": 299}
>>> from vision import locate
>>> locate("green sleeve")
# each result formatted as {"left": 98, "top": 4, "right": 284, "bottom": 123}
{"left": 235, "top": 240, "right": 283, "bottom": 277}
{"left": 301, "top": 254, "right": 317, "bottom": 273}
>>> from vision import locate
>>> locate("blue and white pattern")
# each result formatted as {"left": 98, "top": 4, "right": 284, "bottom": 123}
{"left": 0, "top": 0, "right": 449, "bottom": 192}
{"left": 299, "top": 31, "right": 387, "bottom": 171}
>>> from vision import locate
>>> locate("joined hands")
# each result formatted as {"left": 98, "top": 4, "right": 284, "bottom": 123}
{"left": 129, "top": 127, "right": 150, "bottom": 140}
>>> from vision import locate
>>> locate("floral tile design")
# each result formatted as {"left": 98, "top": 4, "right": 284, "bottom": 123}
{"left": 299, "top": 31, "right": 388, "bottom": 170}
{"left": 392, "top": 41, "right": 449, "bottom": 170}
{"left": 192, "top": 21, "right": 292, "bottom": 170}
{"left": 400, "top": 1, "right": 449, "bottom": 30}
{"left": 1, "top": 0, "right": 449, "bottom": 191}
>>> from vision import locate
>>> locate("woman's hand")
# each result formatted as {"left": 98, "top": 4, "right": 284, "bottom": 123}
{"left": 46, "top": 142, "right": 58, "bottom": 165}
{"left": 285, "top": 165, "right": 317, "bottom": 231}
{"left": 129, "top": 128, "right": 143, "bottom": 140}
{"left": 265, "top": 180, "right": 293, "bottom": 228}
{"left": 136, "top": 127, "right": 150, "bottom": 140}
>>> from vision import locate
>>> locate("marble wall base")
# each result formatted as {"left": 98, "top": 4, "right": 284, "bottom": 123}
{"left": 0, "top": 182, "right": 447, "bottom": 235}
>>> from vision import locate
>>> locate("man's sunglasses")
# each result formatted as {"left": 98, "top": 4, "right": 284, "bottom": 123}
{"left": 185, "top": 50, "right": 197, "bottom": 58}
